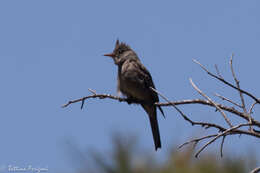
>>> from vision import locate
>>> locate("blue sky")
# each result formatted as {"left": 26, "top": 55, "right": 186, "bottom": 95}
{"left": 0, "top": 0, "right": 260, "bottom": 172}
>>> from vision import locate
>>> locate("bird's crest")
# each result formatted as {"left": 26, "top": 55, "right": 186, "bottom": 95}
{"left": 114, "top": 39, "right": 131, "bottom": 54}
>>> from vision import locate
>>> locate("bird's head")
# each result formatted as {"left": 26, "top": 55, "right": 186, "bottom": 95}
{"left": 104, "top": 39, "right": 133, "bottom": 65}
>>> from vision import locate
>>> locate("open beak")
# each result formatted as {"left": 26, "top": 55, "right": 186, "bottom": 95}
{"left": 103, "top": 53, "right": 115, "bottom": 58}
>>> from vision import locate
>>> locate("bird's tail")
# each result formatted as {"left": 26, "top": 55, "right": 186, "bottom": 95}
{"left": 142, "top": 104, "right": 161, "bottom": 151}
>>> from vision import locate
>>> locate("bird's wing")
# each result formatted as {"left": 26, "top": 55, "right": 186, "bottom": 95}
{"left": 136, "top": 62, "right": 165, "bottom": 117}
{"left": 135, "top": 63, "right": 159, "bottom": 100}
{"left": 121, "top": 59, "right": 163, "bottom": 111}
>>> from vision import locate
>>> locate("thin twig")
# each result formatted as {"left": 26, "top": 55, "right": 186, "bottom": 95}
{"left": 229, "top": 54, "right": 252, "bottom": 130}
{"left": 190, "top": 78, "right": 233, "bottom": 128}
{"left": 88, "top": 88, "right": 97, "bottom": 95}
{"left": 249, "top": 102, "right": 258, "bottom": 114}
{"left": 215, "top": 64, "right": 223, "bottom": 79}
{"left": 62, "top": 93, "right": 128, "bottom": 108}
{"left": 215, "top": 93, "right": 242, "bottom": 108}
{"left": 195, "top": 123, "right": 251, "bottom": 157}
{"left": 229, "top": 54, "right": 246, "bottom": 110}
{"left": 178, "top": 134, "right": 217, "bottom": 149}
{"left": 193, "top": 59, "right": 260, "bottom": 104}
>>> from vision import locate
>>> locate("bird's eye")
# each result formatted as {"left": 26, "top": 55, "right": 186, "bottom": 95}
{"left": 118, "top": 49, "right": 123, "bottom": 54}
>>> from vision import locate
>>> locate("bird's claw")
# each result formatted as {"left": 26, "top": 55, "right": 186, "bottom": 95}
{"left": 126, "top": 97, "right": 137, "bottom": 104}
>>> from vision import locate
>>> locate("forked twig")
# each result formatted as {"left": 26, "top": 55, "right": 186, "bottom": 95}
{"left": 229, "top": 54, "right": 252, "bottom": 130}
{"left": 193, "top": 59, "right": 260, "bottom": 104}
{"left": 189, "top": 78, "right": 233, "bottom": 128}
{"left": 195, "top": 123, "right": 251, "bottom": 158}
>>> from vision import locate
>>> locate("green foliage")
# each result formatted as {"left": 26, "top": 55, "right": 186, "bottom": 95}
{"left": 68, "top": 135, "right": 255, "bottom": 173}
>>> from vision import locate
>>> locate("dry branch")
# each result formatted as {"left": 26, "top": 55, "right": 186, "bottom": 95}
{"left": 194, "top": 123, "right": 251, "bottom": 158}
{"left": 189, "top": 78, "right": 233, "bottom": 128}
{"left": 63, "top": 57, "right": 260, "bottom": 172}
{"left": 193, "top": 59, "right": 260, "bottom": 104}
{"left": 62, "top": 92, "right": 260, "bottom": 128}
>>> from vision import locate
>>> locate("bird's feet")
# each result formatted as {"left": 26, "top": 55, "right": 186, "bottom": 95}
{"left": 125, "top": 97, "right": 136, "bottom": 105}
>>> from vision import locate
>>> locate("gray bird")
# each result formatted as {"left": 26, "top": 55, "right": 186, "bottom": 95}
{"left": 104, "top": 40, "right": 164, "bottom": 151}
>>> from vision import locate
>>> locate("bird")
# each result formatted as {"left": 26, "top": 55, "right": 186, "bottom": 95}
{"left": 104, "top": 40, "right": 164, "bottom": 151}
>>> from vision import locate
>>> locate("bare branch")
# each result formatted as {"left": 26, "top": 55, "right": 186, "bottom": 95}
{"left": 195, "top": 123, "right": 251, "bottom": 158}
{"left": 62, "top": 92, "right": 260, "bottom": 128}
{"left": 150, "top": 87, "right": 260, "bottom": 140}
{"left": 161, "top": 99, "right": 257, "bottom": 124}
{"left": 150, "top": 87, "right": 234, "bottom": 132}
{"left": 189, "top": 78, "right": 233, "bottom": 128}
{"left": 62, "top": 93, "right": 128, "bottom": 108}
{"left": 193, "top": 59, "right": 260, "bottom": 104}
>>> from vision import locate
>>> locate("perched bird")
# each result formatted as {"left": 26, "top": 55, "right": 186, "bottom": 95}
{"left": 104, "top": 40, "right": 164, "bottom": 150}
